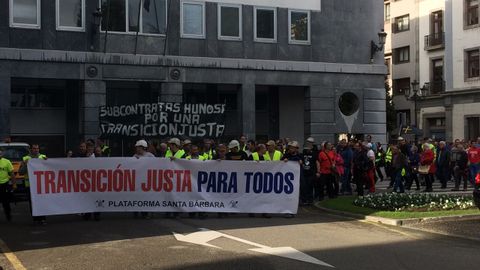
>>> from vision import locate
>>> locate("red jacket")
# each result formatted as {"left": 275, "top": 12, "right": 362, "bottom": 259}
{"left": 318, "top": 151, "right": 336, "bottom": 174}
{"left": 420, "top": 149, "right": 436, "bottom": 174}
{"left": 468, "top": 146, "right": 480, "bottom": 164}
{"left": 335, "top": 154, "right": 345, "bottom": 176}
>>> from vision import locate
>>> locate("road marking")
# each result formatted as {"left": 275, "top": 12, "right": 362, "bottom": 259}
{"left": 0, "top": 238, "right": 27, "bottom": 270}
{"left": 173, "top": 228, "right": 334, "bottom": 267}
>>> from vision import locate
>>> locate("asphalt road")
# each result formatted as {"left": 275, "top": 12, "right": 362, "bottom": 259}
{"left": 1, "top": 202, "right": 480, "bottom": 270}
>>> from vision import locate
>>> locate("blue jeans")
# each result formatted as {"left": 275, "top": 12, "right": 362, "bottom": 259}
{"left": 393, "top": 170, "right": 405, "bottom": 193}
{"left": 470, "top": 163, "right": 479, "bottom": 186}
{"left": 341, "top": 167, "right": 352, "bottom": 194}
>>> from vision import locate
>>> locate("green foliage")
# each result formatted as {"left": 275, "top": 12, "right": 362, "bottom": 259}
{"left": 385, "top": 79, "right": 396, "bottom": 133}
{"left": 354, "top": 193, "right": 475, "bottom": 212}
{"left": 318, "top": 196, "right": 480, "bottom": 219}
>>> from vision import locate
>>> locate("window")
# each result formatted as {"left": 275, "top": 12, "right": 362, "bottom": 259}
{"left": 393, "top": 78, "right": 410, "bottom": 95}
{"left": 431, "top": 58, "right": 444, "bottom": 93}
{"left": 11, "top": 79, "right": 66, "bottom": 108}
{"left": 466, "top": 0, "right": 479, "bottom": 26}
{"left": 100, "top": 0, "right": 167, "bottom": 35}
{"left": 394, "top": 46, "right": 410, "bottom": 64}
{"left": 56, "top": 0, "right": 84, "bottom": 31}
{"left": 466, "top": 49, "right": 480, "bottom": 78}
{"left": 218, "top": 4, "right": 241, "bottom": 40}
{"left": 396, "top": 110, "right": 411, "bottom": 126}
{"left": 384, "top": 2, "right": 390, "bottom": 21}
{"left": 254, "top": 7, "right": 276, "bottom": 42}
{"left": 181, "top": 1, "right": 205, "bottom": 38}
{"left": 428, "top": 118, "right": 446, "bottom": 128}
{"left": 9, "top": 0, "right": 41, "bottom": 29}
{"left": 466, "top": 117, "right": 480, "bottom": 141}
{"left": 393, "top": 14, "right": 409, "bottom": 32}
{"left": 289, "top": 10, "right": 310, "bottom": 44}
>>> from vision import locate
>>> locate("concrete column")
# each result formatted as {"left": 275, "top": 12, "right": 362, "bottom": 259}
{"left": 241, "top": 83, "right": 256, "bottom": 140}
{"left": 0, "top": 67, "right": 10, "bottom": 141}
{"left": 161, "top": 82, "right": 183, "bottom": 103}
{"left": 445, "top": 106, "right": 453, "bottom": 142}
{"left": 83, "top": 80, "right": 106, "bottom": 140}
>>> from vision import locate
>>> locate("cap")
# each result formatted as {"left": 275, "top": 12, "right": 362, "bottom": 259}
{"left": 183, "top": 139, "right": 192, "bottom": 146}
{"left": 228, "top": 140, "right": 240, "bottom": 149}
{"left": 168, "top": 138, "right": 181, "bottom": 146}
{"left": 288, "top": 141, "right": 299, "bottom": 148}
{"left": 135, "top": 139, "right": 148, "bottom": 148}
{"left": 266, "top": 140, "right": 276, "bottom": 146}
{"left": 398, "top": 136, "right": 405, "bottom": 141}
{"left": 306, "top": 137, "right": 315, "bottom": 143}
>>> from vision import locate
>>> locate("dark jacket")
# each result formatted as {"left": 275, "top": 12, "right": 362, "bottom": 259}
{"left": 338, "top": 146, "right": 353, "bottom": 167}
{"left": 454, "top": 151, "right": 469, "bottom": 170}
{"left": 353, "top": 150, "right": 369, "bottom": 172}
{"left": 392, "top": 152, "right": 408, "bottom": 172}
{"left": 436, "top": 148, "right": 451, "bottom": 168}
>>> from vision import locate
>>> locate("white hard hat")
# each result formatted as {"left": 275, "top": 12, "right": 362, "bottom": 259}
{"left": 168, "top": 138, "right": 181, "bottom": 146}
{"left": 288, "top": 141, "right": 300, "bottom": 148}
{"left": 135, "top": 139, "right": 148, "bottom": 148}
{"left": 228, "top": 140, "right": 240, "bottom": 149}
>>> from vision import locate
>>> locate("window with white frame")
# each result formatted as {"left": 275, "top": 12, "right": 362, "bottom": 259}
{"left": 100, "top": 0, "right": 167, "bottom": 34}
{"left": 181, "top": 1, "right": 205, "bottom": 38}
{"left": 466, "top": 49, "right": 480, "bottom": 78}
{"left": 466, "top": 0, "right": 479, "bottom": 26}
{"left": 10, "top": 0, "right": 41, "bottom": 28}
{"left": 218, "top": 4, "right": 241, "bottom": 40}
{"left": 384, "top": 2, "right": 390, "bottom": 22}
{"left": 289, "top": 10, "right": 310, "bottom": 44}
{"left": 254, "top": 7, "right": 276, "bottom": 42}
{"left": 56, "top": 0, "right": 84, "bottom": 31}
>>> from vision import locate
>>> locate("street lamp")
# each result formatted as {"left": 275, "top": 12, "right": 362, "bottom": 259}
{"left": 370, "top": 29, "right": 388, "bottom": 62}
{"left": 405, "top": 80, "right": 422, "bottom": 141}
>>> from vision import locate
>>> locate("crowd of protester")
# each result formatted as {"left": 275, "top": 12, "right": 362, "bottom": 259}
{"left": 1, "top": 134, "right": 480, "bottom": 224}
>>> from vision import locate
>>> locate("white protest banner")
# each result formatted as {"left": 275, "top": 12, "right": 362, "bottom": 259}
{"left": 28, "top": 158, "right": 300, "bottom": 216}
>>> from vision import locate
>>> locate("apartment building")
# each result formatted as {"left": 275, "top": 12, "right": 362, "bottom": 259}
{"left": 385, "top": 0, "right": 480, "bottom": 141}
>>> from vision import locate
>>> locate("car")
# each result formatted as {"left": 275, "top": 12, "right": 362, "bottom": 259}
{"left": 0, "top": 142, "right": 30, "bottom": 195}
{"left": 474, "top": 173, "right": 480, "bottom": 209}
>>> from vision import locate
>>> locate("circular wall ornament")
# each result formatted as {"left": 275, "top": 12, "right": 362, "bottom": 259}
{"left": 338, "top": 92, "right": 360, "bottom": 116}
{"left": 170, "top": 69, "right": 181, "bottom": 80}
{"left": 86, "top": 66, "right": 98, "bottom": 78}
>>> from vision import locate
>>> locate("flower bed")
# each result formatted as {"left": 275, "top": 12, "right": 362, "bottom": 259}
{"left": 353, "top": 193, "right": 476, "bottom": 212}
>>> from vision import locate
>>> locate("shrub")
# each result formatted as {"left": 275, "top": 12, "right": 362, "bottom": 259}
{"left": 353, "top": 193, "right": 476, "bottom": 212}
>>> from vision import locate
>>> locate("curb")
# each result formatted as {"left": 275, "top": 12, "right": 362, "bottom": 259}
{"left": 314, "top": 203, "right": 480, "bottom": 227}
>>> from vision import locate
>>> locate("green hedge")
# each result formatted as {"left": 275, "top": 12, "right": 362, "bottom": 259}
{"left": 353, "top": 193, "right": 475, "bottom": 212}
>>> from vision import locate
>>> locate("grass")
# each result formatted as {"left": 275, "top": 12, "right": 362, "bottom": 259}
{"left": 317, "top": 196, "right": 480, "bottom": 219}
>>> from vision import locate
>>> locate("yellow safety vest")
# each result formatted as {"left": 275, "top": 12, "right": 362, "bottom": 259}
{"left": 385, "top": 147, "right": 392, "bottom": 163}
{"left": 201, "top": 149, "right": 214, "bottom": 160}
{"left": 23, "top": 154, "right": 47, "bottom": 187}
{"left": 0, "top": 158, "right": 13, "bottom": 184}
{"left": 252, "top": 152, "right": 261, "bottom": 161}
{"left": 165, "top": 149, "right": 186, "bottom": 159}
{"left": 186, "top": 155, "right": 206, "bottom": 161}
{"left": 263, "top": 150, "right": 282, "bottom": 161}
{"left": 101, "top": 145, "right": 110, "bottom": 157}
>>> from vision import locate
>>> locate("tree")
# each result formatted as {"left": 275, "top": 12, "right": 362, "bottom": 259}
{"left": 385, "top": 78, "right": 396, "bottom": 134}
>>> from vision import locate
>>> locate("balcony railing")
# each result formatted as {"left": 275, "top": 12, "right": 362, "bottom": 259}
{"left": 424, "top": 32, "right": 445, "bottom": 51}
{"left": 426, "top": 80, "right": 446, "bottom": 95}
